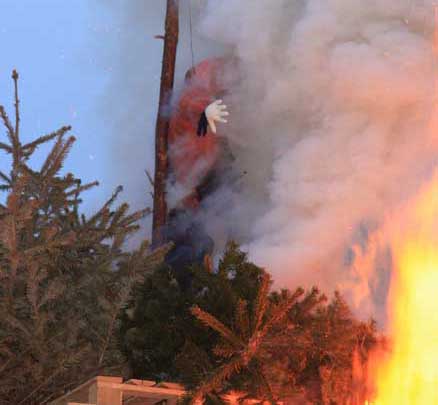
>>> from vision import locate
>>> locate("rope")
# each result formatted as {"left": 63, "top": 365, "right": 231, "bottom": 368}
{"left": 188, "top": 0, "right": 196, "bottom": 69}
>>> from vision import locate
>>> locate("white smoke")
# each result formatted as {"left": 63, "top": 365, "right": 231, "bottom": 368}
{"left": 195, "top": 0, "right": 438, "bottom": 318}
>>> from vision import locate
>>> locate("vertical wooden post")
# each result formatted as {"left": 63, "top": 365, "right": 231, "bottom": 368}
{"left": 152, "top": 0, "right": 179, "bottom": 246}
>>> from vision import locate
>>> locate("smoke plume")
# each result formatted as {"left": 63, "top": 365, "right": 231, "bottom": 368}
{"left": 195, "top": 0, "right": 438, "bottom": 320}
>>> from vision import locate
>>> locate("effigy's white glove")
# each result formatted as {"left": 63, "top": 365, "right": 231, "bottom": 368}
{"left": 205, "top": 99, "right": 229, "bottom": 134}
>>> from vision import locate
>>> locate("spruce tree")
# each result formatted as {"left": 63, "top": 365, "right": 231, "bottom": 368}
{"left": 0, "top": 71, "right": 168, "bottom": 404}
{"left": 186, "top": 275, "right": 377, "bottom": 404}
{"left": 120, "top": 242, "right": 264, "bottom": 385}
{"left": 187, "top": 279, "right": 322, "bottom": 403}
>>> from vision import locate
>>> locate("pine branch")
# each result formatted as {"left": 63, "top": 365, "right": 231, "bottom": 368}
{"left": 249, "top": 360, "right": 277, "bottom": 404}
{"left": 12, "top": 70, "right": 19, "bottom": 142}
{"left": 0, "top": 142, "right": 12, "bottom": 154}
{"left": 109, "top": 203, "right": 130, "bottom": 228}
{"left": 65, "top": 180, "right": 99, "bottom": 198}
{"left": 191, "top": 306, "right": 243, "bottom": 348}
{"left": 39, "top": 135, "right": 65, "bottom": 175}
{"left": 2, "top": 313, "right": 32, "bottom": 339}
{"left": 22, "top": 125, "right": 71, "bottom": 157}
{"left": 190, "top": 356, "right": 244, "bottom": 404}
{"left": 234, "top": 299, "right": 250, "bottom": 341}
{"left": 145, "top": 170, "right": 155, "bottom": 198}
{"left": 0, "top": 171, "right": 11, "bottom": 186}
{"left": 252, "top": 272, "right": 271, "bottom": 333}
{"left": 97, "top": 304, "right": 119, "bottom": 368}
{"left": 86, "top": 185, "right": 123, "bottom": 226}
{"left": 0, "top": 104, "right": 22, "bottom": 181}
{"left": 0, "top": 106, "right": 15, "bottom": 144}
{"left": 213, "top": 342, "right": 236, "bottom": 359}
{"left": 260, "top": 287, "right": 305, "bottom": 339}
{"left": 16, "top": 344, "right": 90, "bottom": 405}
{"left": 45, "top": 136, "right": 76, "bottom": 179}
{"left": 145, "top": 169, "right": 154, "bottom": 187}
{"left": 40, "top": 134, "right": 76, "bottom": 179}
{"left": 298, "top": 287, "right": 326, "bottom": 316}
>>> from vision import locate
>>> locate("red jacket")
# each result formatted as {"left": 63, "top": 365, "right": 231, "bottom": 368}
{"left": 168, "top": 58, "right": 227, "bottom": 193}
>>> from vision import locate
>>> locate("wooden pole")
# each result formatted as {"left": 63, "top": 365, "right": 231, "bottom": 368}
{"left": 152, "top": 0, "right": 179, "bottom": 246}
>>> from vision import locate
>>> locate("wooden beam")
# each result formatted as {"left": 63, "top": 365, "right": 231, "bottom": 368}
{"left": 152, "top": 0, "right": 179, "bottom": 246}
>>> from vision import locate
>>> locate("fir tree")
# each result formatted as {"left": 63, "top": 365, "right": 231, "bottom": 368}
{"left": 186, "top": 273, "right": 377, "bottom": 404}
{"left": 122, "top": 231, "right": 377, "bottom": 404}
{"left": 0, "top": 71, "right": 168, "bottom": 404}
{"left": 120, "top": 242, "right": 264, "bottom": 385}
{"left": 187, "top": 278, "right": 323, "bottom": 404}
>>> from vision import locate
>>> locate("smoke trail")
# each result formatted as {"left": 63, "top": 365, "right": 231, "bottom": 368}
{"left": 196, "top": 0, "right": 438, "bottom": 318}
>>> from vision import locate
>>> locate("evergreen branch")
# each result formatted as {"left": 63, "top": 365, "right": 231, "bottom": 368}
{"left": 16, "top": 344, "right": 90, "bottom": 405}
{"left": 25, "top": 262, "right": 41, "bottom": 322}
{"left": 2, "top": 313, "right": 32, "bottom": 339}
{"left": 303, "top": 287, "right": 326, "bottom": 312}
{"left": 248, "top": 359, "right": 277, "bottom": 404}
{"left": 0, "top": 103, "right": 21, "bottom": 179}
{"left": 260, "top": 287, "right": 305, "bottom": 339}
{"left": 234, "top": 299, "right": 250, "bottom": 341}
{"left": 97, "top": 303, "right": 119, "bottom": 368}
{"left": 191, "top": 306, "right": 243, "bottom": 348}
{"left": 109, "top": 203, "right": 129, "bottom": 228}
{"left": 145, "top": 169, "right": 154, "bottom": 199}
{"left": 0, "top": 322, "right": 70, "bottom": 377}
{"left": 142, "top": 242, "right": 172, "bottom": 272}
{"left": 24, "top": 231, "right": 76, "bottom": 256}
{"left": 252, "top": 272, "right": 271, "bottom": 333}
{"left": 115, "top": 208, "right": 151, "bottom": 233}
{"left": 86, "top": 185, "right": 123, "bottom": 226}
{"left": 0, "top": 171, "right": 11, "bottom": 185}
{"left": 12, "top": 70, "right": 19, "bottom": 142}
{"left": 0, "top": 142, "right": 12, "bottom": 153}
{"left": 22, "top": 125, "right": 71, "bottom": 157}
{"left": 145, "top": 169, "right": 154, "bottom": 187}
{"left": 190, "top": 356, "right": 244, "bottom": 404}
{"left": 40, "top": 135, "right": 75, "bottom": 179}
{"left": 45, "top": 135, "right": 76, "bottom": 179}
{"left": 213, "top": 342, "right": 236, "bottom": 359}
{"left": 0, "top": 106, "right": 15, "bottom": 144}
{"left": 38, "top": 279, "right": 65, "bottom": 309}
{"left": 65, "top": 180, "right": 98, "bottom": 198}
{"left": 40, "top": 135, "right": 65, "bottom": 175}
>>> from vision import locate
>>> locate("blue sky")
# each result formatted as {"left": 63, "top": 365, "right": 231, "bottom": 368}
{"left": 0, "top": 1, "right": 165, "bottom": 216}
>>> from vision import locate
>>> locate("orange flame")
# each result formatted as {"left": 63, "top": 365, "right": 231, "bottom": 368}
{"left": 363, "top": 8, "right": 438, "bottom": 403}
{"left": 367, "top": 175, "right": 438, "bottom": 404}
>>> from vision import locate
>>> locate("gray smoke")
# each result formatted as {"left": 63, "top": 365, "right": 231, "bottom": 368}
{"left": 194, "top": 0, "right": 438, "bottom": 319}
{"left": 100, "top": 1, "right": 438, "bottom": 319}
